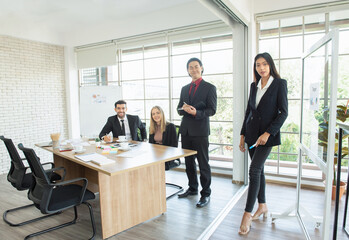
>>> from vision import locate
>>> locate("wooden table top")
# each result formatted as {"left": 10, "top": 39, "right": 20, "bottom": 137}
{"left": 37, "top": 141, "right": 196, "bottom": 176}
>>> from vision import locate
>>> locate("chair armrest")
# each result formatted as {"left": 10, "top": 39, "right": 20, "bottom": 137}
{"left": 51, "top": 178, "right": 88, "bottom": 204}
{"left": 45, "top": 166, "right": 66, "bottom": 181}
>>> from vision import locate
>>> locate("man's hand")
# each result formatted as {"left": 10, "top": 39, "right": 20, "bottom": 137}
{"left": 183, "top": 103, "right": 197, "bottom": 116}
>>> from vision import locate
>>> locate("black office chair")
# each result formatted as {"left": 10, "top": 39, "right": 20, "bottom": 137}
{"left": 165, "top": 125, "right": 183, "bottom": 199}
{"left": 137, "top": 122, "right": 146, "bottom": 141}
{"left": 18, "top": 143, "right": 96, "bottom": 240}
{"left": 0, "top": 136, "right": 62, "bottom": 227}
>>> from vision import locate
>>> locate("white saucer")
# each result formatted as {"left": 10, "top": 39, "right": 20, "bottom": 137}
{"left": 116, "top": 139, "right": 128, "bottom": 143}
{"left": 73, "top": 149, "right": 86, "bottom": 154}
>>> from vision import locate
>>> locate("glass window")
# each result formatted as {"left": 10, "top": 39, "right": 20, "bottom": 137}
{"left": 304, "top": 14, "right": 325, "bottom": 33}
{"left": 330, "top": 9, "right": 349, "bottom": 29}
{"left": 202, "top": 49, "right": 233, "bottom": 74}
{"left": 125, "top": 100, "right": 145, "bottom": 119}
{"left": 145, "top": 79, "right": 169, "bottom": 99}
{"left": 172, "top": 54, "right": 199, "bottom": 77}
{"left": 144, "top": 44, "right": 168, "bottom": 58}
{"left": 280, "top": 36, "right": 302, "bottom": 58}
{"left": 279, "top": 59, "right": 301, "bottom": 98}
{"left": 80, "top": 66, "right": 117, "bottom": 86}
{"left": 144, "top": 57, "right": 168, "bottom": 79}
{"left": 281, "top": 100, "right": 301, "bottom": 133}
{"left": 338, "top": 55, "right": 349, "bottom": 99}
{"left": 171, "top": 77, "right": 189, "bottom": 98}
{"left": 122, "top": 48, "right": 143, "bottom": 61}
{"left": 172, "top": 39, "right": 200, "bottom": 55}
{"left": 304, "top": 33, "right": 326, "bottom": 55}
{"left": 209, "top": 122, "right": 233, "bottom": 147}
{"left": 205, "top": 74, "right": 233, "bottom": 98}
{"left": 122, "top": 80, "right": 144, "bottom": 99}
{"left": 171, "top": 100, "right": 181, "bottom": 121}
{"left": 280, "top": 17, "right": 302, "bottom": 36}
{"left": 202, "top": 35, "right": 232, "bottom": 51}
{"left": 259, "top": 20, "right": 279, "bottom": 38}
{"left": 259, "top": 38, "right": 279, "bottom": 58}
{"left": 81, "top": 68, "right": 98, "bottom": 86}
{"left": 339, "top": 30, "right": 349, "bottom": 54}
{"left": 121, "top": 60, "right": 143, "bottom": 80}
{"left": 211, "top": 98, "right": 233, "bottom": 121}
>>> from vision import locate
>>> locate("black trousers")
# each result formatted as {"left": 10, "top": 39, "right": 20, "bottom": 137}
{"left": 245, "top": 145, "right": 272, "bottom": 213}
{"left": 181, "top": 135, "right": 211, "bottom": 197}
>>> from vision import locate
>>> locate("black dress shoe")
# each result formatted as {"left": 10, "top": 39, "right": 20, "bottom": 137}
{"left": 178, "top": 189, "right": 198, "bottom": 198}
{"left": 196, "top": 196, "right": 210, "bottom": 208}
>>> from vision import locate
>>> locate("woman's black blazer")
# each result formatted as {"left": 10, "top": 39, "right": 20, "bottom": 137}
{"left": 148, "top": 123, "right": 178, "bottom": 148}
{"left": 240, "top": 78, "right": 288, "bottom": 147}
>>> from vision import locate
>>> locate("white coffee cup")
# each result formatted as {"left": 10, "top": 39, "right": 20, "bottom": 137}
{"left": 120, "top": 142, "right": 128, "bottom": 149}
{"left": 118, "top": 135, "right": 126, "bottom": 141}
{"left": 74, "top": 145, "right": 83, "bottom": 152}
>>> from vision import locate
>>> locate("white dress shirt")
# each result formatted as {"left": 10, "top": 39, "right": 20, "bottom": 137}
{"left": 118, "top": 115, "right": 132, "bottom": 140}
{"left": 256, "top": 76, "right": 274, "bottom": 108}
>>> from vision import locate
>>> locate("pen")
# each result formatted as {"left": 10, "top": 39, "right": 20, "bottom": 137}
{"left": 249, "top": 143, "right": 257, "bottom": 149}
{"left": 183, "top": 102, "right": 187, "bottom": 105}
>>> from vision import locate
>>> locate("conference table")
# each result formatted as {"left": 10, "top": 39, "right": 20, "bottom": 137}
{"left": 37, "top": 141, "right": 196, "bottom": 239}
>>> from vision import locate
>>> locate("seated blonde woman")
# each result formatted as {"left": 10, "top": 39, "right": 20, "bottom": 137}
{"left": 149, "top": 106, "right": 178, "bottom": 149}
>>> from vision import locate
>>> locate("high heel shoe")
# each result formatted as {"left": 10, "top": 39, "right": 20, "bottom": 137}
{"left": 238, "top": 215, "right": 252, "bottom": 235}
{"left": 252, "top": 210, "right": 268, "bottom": 220}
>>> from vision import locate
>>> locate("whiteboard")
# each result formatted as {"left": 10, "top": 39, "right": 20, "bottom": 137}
{"left": 80, "top": 86, "right": 122, "bottom": 138}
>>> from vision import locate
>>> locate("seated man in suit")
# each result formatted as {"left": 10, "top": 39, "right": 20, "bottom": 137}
{"left": 99, "top": 100, "right": 147, "bottom": 141}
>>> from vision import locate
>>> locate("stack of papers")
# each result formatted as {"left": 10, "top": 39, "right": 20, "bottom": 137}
{"left": 75, "top": 153, "right": 115, "bottom": 166}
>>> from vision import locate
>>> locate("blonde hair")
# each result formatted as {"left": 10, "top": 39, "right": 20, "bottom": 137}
{"left": 149, "top": 106, "right": 167, "bottom": 135}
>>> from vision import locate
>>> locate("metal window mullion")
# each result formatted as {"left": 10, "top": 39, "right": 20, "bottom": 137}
{"left": 142, "top": 46, "right": 146, "bottom": 122}
{"left": 117, "top": 49, "right": 121, "bottom": 86}
{"left": 167, "top": 34, "right": 173, "bottom": 122}
{"left": 277, "top": 19, "right": 281, "bottom": 173}
{"left": 324, "top": 13, "right": 330, "bottom": 115}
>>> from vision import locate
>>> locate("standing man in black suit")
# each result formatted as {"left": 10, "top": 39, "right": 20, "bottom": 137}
{"left": 177, "top": 57, "right": 217, "bottom": 208}
{"left": 99, "top": 100, "right": 147, "bottom": 141}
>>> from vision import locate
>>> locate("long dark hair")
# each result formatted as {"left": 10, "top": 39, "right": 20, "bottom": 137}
{"left": 253, "top": 52, "right": 280, "bottom": 85}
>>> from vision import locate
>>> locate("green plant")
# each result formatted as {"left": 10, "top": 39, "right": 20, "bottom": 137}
{"left": 95, "top": 138, "right": 100, "bottom": 142}
{"left": 318, "top": 104, "right": 349, "bottom": 184}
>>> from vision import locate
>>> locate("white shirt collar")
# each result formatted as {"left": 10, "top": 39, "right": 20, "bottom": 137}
{"left": 117, "top": 115, "right": 128, "bottom": 122}
{"left": 257, "top": 76, "right": 274, "bottom": 90}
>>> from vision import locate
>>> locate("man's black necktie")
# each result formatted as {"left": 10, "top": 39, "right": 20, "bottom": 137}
{"left": 189, "top": 83, "right": 196, "bottom": 104}
{"left": 121, "top": 120, "right": 125, "bottom": 135}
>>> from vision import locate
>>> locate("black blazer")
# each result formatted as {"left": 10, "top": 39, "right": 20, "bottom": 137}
{"left": 240, "top": 78, "right": 288, "bottom": 147}
{"left": 149, "top": 123, "right": 178, "bottom": 148}
{"left": 99, "top": 114, "right": 147, "bottom": 141}
{"left": 177, "top": 80, "right": 217, "bottom": 137}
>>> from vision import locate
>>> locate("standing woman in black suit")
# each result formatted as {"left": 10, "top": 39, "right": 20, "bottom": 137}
{"left": 238, "top": 52, "right": 288, "bottom": 235}
{"left": 148, "top": 106, "right": 178, "bottom": 148}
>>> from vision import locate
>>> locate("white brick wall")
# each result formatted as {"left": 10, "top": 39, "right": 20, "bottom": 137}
{"left": 0, "top": 35, "right": 68, "bottom": 174}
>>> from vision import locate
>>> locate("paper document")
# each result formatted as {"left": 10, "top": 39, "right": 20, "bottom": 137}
{"left": 75, "top": 153, "right": 114, "bottom": 165}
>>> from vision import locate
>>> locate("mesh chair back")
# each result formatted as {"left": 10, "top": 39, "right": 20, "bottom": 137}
{"left": 0, "top": 136, "right": 28, "bottom": 190}
{"left": 18, "top": 144, "right": 50, "bottom": 206}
